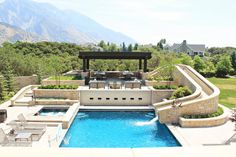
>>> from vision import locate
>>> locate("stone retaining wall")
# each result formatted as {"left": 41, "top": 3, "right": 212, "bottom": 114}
{"left": 156, "top": 65, "right": 220, "bottom": 124}
{"left": 33, "top": 88, "right": 79, "bottom": 100}
{"left": 11, "top": 85, "right": 38, "bottom": 105}
{"left": 41, "top": 78, "right": 85, "bottom": 86}
{"left": 150, "top": 87, "right": 174, "bottom": 104}
{"left": 179, "top": 108, "right": 228, "bottom": 127}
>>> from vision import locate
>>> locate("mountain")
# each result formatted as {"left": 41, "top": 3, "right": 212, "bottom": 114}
{"left": 0, "top": 22, "right": 41, "bottom": 44}
{"left": 0, "top": 0, "right": 135, "bottom": 44}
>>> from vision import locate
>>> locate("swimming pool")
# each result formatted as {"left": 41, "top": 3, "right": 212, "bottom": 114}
{"left": 60, "top": 111, "right": 180, "bottom": 148}
{"left": 36, "top": 107, "right": 68, "bottom": 116}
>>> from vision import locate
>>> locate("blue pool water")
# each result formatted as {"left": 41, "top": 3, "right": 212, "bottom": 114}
{"left": 60, "top": 111, "right": 180, "bottom": 148}
{"left": 37, "top": 107, "right": 68, "bottom": 116}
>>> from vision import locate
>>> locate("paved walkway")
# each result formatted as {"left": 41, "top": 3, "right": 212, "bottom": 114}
{"left": 168, "top": 105, "right": 236, "bottom": 146}
{"left": 0, "top": 146, "right": 235, "bottom": 157}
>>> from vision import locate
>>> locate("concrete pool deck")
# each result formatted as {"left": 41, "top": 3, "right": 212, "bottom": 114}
{"left": 0, "top": 146, "right": 235, "bottom": 157}
{"left": 167, "top": 105, "right": 236, "bottom": 146}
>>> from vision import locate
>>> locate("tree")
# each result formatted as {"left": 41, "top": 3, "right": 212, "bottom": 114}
{"left": 133, "top": 43, "right": 139, "bottom": 50}
{"left": 231, "top": 52, "right": 236, "bottom": 73}
{"left": 216, "top": 55, "right": 233, "bottom": 77}
{"left": 180, "top": 54, "right": 194, "bottom": 67}
{"left": 50, "top": 56, "right": 65, "bottom": 85}
{"left": 128, "top": 44, "right": 133, "bottom": 52}
{"left": 122, "top": 42, "right": 127, "bottom": 52}
{"left": 98, "top": 40, "right": 106, "bottom": 48}
{"left": 2, "top": 63, "right": 15, "bottom": 93}
{"left": 193, "top": 55, "right": 206, "bottom": 73}
{"left": 157, "top": 39, "right": 166, "bottom": 50}
{"left": 202, "top": 60, "right": 216, "bottom": 77}
{"left": 0, "top": 75, "right": 7, "bottom": 101}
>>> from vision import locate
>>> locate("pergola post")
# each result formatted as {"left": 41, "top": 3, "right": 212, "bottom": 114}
{"left": 86, "top": 59, "right": 90, "bottom": 71}
{"left": 144, "top": 59, "right": 147, "bottom": 72}
{"left": 139, "top": 59, "right": 142, "bottom": 70}
{"left": 83, "top": 59, "right": 86, "bottom": 72}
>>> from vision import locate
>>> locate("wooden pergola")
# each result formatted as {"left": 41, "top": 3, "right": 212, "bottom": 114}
{"left": 79, "top": 51, "right": 152, "bottom": 72}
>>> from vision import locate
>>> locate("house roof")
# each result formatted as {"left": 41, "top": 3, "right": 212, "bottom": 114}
{"left": 170, "top": 41, "right": 205, "bottom": 52}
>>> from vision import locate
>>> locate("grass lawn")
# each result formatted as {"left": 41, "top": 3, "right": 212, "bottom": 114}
{"left": 208, "top": 77, "right": 236, "bottom": 109}
{"left": 49, "top": 75, "right": 82, "bottom": 80}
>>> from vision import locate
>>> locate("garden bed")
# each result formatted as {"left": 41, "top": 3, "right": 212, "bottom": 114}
{"left": 179, "top": 107, "right": 227, "bottom": 127}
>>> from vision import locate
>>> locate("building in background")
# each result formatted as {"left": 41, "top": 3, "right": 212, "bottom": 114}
{"left": 169, "top": 40, "right": 205, "bottom": 57}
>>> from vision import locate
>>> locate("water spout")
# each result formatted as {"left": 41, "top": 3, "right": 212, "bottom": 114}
{"left": 135, "top": 116, "right": 159, "bottom": 126}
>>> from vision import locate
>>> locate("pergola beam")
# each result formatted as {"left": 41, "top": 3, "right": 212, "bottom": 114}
{"left": 79, "top": 51, "right": 152, "bottom": 72}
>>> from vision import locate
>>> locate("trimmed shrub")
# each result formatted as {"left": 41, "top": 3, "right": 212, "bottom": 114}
{"left": 182, "top": 107, "right": 223, "bottom": 119}
{"left": 153, "top": 85, "right": 177, "bottom": 90}
{"left": 171, "top": 86, "right": 192, "bottom": 99}
{"left": 38, "top": 85, "right": 78, "bottom": 89}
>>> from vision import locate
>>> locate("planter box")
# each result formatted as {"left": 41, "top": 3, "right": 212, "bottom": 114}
{"left": 33, "top": 88, "right": 79, "bottom": 100}
{"left": 179, "top": 110, "right": 228, "bottom": 128}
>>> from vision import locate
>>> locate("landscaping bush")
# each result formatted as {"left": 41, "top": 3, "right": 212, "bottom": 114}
{"left": 182, "top": 107, "right": 223, "bottom": 119}
{"left": 38, "top": 85, "right": 78, "bottom": 89}
{"left": 171, "top": 86, "right": 192, "bottom": 99}
{"left": 153, "top": 85, "right": 177, "bottom": 90}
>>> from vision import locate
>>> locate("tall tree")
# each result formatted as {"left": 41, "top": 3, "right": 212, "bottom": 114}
{"left": 133, "top": 43, "right": 139, "bottom": 50}
{"left": 157, "top": 39, "right": 166, "bottom": 50}
{"left": 128, "top": 44, "right": 133, "bottom": 52}
{"left": 2, "top": 63, "right": 15, "bottom": 93}
{"left": 231, "top": 52, "right": 236, "bottom": 73}
{"left": 0, "top": 75, "right": 7, "bottom": 101}
{"left": 193, "top": 55, "right": 206, "bottom": 73}
{"left": 122, "top": 42, "right": 127, "bottom": 52}
{"left": 216, "top": 55, "right": 233, "bottom": 77}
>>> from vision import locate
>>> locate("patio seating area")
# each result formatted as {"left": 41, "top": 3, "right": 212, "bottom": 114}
{"left": 88, "top": 79, "right": 142, "bottom": 89}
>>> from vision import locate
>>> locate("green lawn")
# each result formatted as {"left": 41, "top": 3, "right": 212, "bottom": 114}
{"left": 49, "top": 75, "right": 82, "bottom": 80}
{"left": 208, "top": 77, "right": 236, "bottom": 109}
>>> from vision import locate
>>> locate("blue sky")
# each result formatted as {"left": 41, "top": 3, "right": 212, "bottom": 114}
{"left": 13, "top": 0, "right": 236, "bottom": 46}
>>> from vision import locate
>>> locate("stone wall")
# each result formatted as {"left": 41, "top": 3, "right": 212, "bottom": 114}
{"left": 156, "top": 65, "right": 220, "bottom": 124}
{"left": 150, "top": 87, "right": 174, "bottom": 104}
{"left": 41, "top": 78, "right": 85, "bottom": 86}
{"left": 179, "top": 107, "right": 228, "bottom": 127}
{"left": 33, "top": 88, "right": 80, "bottom": 100}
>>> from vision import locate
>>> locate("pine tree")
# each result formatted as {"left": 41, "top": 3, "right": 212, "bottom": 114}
{"left": 231, "top": 52, "right": 236, "bottom": 72}
{"left": 122, "top": 42, "right": 127, "bottom": 52}
{"left": 0, "top": 75, "right": 8, "bottom": 101}
{"left": 2, "top": 63, "right": 15, "bottom": 93}
{"left": 128, "top": 44, "right": 133, "bottom": 52}
{"left": 134, "top": 43, "right": 139, "bottom": 50}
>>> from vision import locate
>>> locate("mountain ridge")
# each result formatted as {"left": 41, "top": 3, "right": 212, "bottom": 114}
{"left": 0, "top": 22, "right": 42, "bottom": 44}
{"left": 0, "top": 0, "right": 135, "bottom": 44}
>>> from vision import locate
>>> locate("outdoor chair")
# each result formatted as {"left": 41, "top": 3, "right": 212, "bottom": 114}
{"left": 0, "top": 128, "right": 32, "bottom": 147}
{"left": 8, "top": 114, "right": 46, "bottom": 141}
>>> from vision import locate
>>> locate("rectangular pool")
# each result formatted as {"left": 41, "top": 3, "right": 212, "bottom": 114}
{"left": 60, "top": 111, "right": 180, "bottom": 148}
